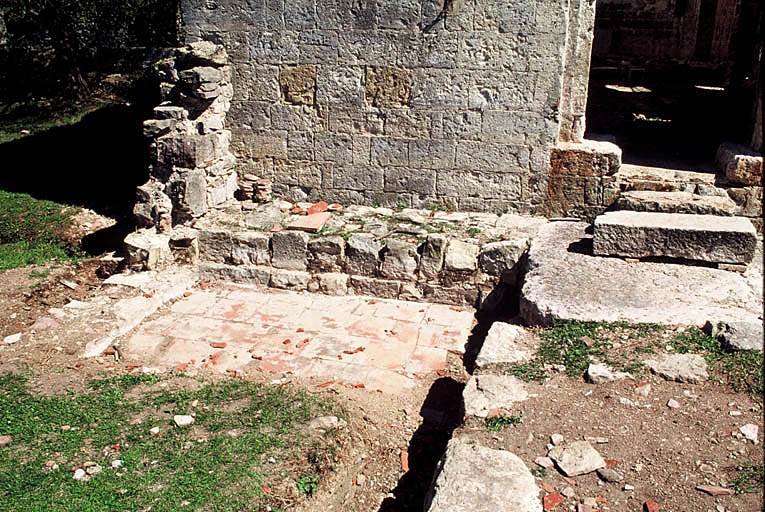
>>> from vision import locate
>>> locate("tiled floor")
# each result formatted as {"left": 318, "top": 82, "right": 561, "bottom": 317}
{"left": 122, "top": 285, "right": 476, "bottom": 394}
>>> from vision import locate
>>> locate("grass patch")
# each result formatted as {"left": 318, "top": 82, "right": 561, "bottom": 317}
{"left": 0, "top": 100, "right": 107, "bottom": 145}
{"left": 0, "top": 190, "right": 81, "bottom": 271}
{"left": 499, "top": 321, "right": 664, "bottom": 382}
{"left": 484, "top": 414, "right": 523, "bottom": 431}
{"left": 0, "top": 374, "right": 341, "bottom": 511}
{"left": 669, "top": 328, "right": 763, "bottom": 400}
{"left": 730, "top": 462, "right": 764, "bottom": 494}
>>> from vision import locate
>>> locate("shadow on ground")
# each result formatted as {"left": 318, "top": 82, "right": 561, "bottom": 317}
{"left": 377, "top": 377, "right": 465, "bottom": 512}
{"left": 0, "top": 104, "right": 150, "bottom": 254}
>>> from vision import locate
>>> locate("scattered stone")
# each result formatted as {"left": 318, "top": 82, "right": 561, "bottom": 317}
{"left": 478, "top": 238, "right": 529, "bottom": 277}
{"left": 444, "top": 240, "right": 479, "bottom": 272}
{"left": 644, "top": 354, "right": 709, "bottom": 383}
{"left": 73, "top": 468, "right": 87, "bottom": 481}
{"left": 111, "top": 460, "right": 123, "bottom": 469}
{"left": 739, "top": 424, "right": 759, "bottom": 443}
{"left": 596, "top": 468, "right": 623, "bottom": 483}
{"left": 308, "top": 416, "right": 347, "bottom": 432}
{"left": 716, "top": 142, "right": 763, "bottom": 186}
{"left": 643, "top": 499, "right": 662, "bottom": 512}
{"left": 584, "top": 437, "right": 608, "bottom": 444}
{"left": 85, "top": 464, "right": 102, "bottom": 476}
{"left": 424, "top": 438, "right": 542, "bottom": 512}
{"left": 287, "top": 212, "right": 332, "bottom": 233}
{"left": 475, "top": 323, "right": 539, "bottom": 368}
{"left": 30, "top": 317, "right": 59, "bottom": 330}
{"left": 356, "top": 473, "right": 366, "bottom": 486}
{"left": 174, "top": 415, "right": 195, "bottom": 427}
{"left": 634, "top": 382, "right": 652, "bottom": 396}
{"left": 623, "top": 484, "right": 634, "bottom": 491}
{"left": 585, "top": 363, "right": 631, "bottom": 384}
{"left": 705, "top": 320, "right": 764, "bottom": 352}
{"left": 462, "top": 375, "right": 529, "bottom": 418}
{"left": 3, "top": 333, "right": 21, "bottom": 345}
{"left": 667, "top": 399, "right": 681, "bottom": 409}
{"left": 543, "top": 493, "right": 565, "bottom": 510}
{"left": 124, "top": 231, "right": 172, "bottom": 270}
{"left": 548, "top": 441, "right": 606, "bottom": 477}
{"left": 696, "top": 485, "right": 734, "bottom": 496}
{"left": 0, "top": 435, "right": 12, "bottom": 446}
{"left": 562, "top": 487, "right": 575, "bottom": 498}
{"left": 345, "top": 235, "right": 382, "bottom": 276}
{"left": 551, "top": 434, "right": 564, "bottom": 446}
{"left": 535, "top": 456, "right": 555, "bottom": 469}
{"left": 149, "top": 427, "right": 160, "bottom": 436}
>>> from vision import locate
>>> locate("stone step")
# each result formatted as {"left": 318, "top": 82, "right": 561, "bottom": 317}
{"left": 615, "top": 163, "right": 716, "bottom": 192}
{"left": 424, "top": 438, "right": 542, "bottom": 512}
{"left": 614, "top": 190, "right": 737, "bottom": 216}
{"left": 593, "top": 211, "right": 757, "bottom": 264}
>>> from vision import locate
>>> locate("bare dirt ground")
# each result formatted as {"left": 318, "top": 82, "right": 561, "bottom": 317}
{"left": 1, "top": 258, "right": 762, "bottom": 512}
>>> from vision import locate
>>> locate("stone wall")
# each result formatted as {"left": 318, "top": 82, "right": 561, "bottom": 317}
{"left": 593, "top": 0, "right": 741, "bottom": 67}
{"left": 180, "top": 0, "right": 596, "bottom": 214}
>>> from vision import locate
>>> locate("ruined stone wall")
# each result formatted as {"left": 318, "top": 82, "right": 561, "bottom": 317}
{"left": 180, "top": 0, "right": 591, "bottom": 214}
{"left": 594, "top": 0, "right": 741, "bottom": 67}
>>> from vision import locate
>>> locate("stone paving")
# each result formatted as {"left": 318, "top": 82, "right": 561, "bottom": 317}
{"left": 122, "top": 284, "right": 475, "bottom": 394}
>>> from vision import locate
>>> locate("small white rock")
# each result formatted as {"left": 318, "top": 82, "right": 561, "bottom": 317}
{"left": 739, "top": 424, "right": 759, "bottom": 444}
{"left": 111, "top": 460, "right": 123, "bottom": 469}
{"left": 623, "top": 484, "right": 634, "bottom": 491}
{"left": 149, "top": 427, "right": 160, "bottom": 436}
{"left": 729, "top": 411, "right": 742, "bottom": 416}
{"left": 174, "top": 415, "right": 195, "bottom": 427}
{"left": 3, "top": 333, "right": 21, "bottom": 345}
{"left": 73, "top": 468, "right": 86, "bottom": 480}
{"left": 667, "top": 399, "right": 681, "bottom": 409}
{"left": 551, "top": 434, "right": 564, "bottom": 445}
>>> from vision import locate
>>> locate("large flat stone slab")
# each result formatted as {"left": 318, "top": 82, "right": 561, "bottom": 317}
{"left": 593, "top": 211, "right": 756, "bottom": 264}
{"left": 614, "top": 190, "right": 737, "bottom": 216}
{"left": 424, "top": 438, "right": 542, "bottom": 512}
{"left": 520, "top": 221, "right": 762, "bottom": 327}
{"left": 463, "top": 375, "right": 529, "bottom": 417}
{"left": 475, "top": 323, "right": 539, "bottom": 368}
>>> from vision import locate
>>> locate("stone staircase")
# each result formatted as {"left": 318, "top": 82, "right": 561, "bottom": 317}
{"left": 594, "top": 164, "right": 761, "bottom": 267}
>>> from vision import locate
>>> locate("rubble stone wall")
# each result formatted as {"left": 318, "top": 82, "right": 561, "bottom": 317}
{"left": 180, "top": 0, "right": 596, "bottom": 214}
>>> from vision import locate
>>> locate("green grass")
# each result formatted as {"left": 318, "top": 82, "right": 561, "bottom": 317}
{"left": 0, "top": 100, "right": 106, "bottom": 145}
{"left": 0, "top": 374, "right": 340, "bottom": 511}
{"left": 730, "top": 462, "right": 764, "bottom": 494}
{"left": 0, "top": 190, "right": 81, "bottom": 271}
{"left": 669, "top": 328, "right": 763, "bottom": 400}
{"left": 484, "top": 414, "right": 523, "bottom": 431}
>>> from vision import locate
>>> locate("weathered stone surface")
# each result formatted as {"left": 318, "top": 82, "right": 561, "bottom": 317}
{"left": 478, "top": 238, "right": 529, "bottom": 278}
{"left": 271, "top": 231, "right": 309, "bottom": 270}
{"left": 345, "top": 235, "right": 381, "bottom": 276}
{"left": 380, "top": 239, "right": 418, "bottom": 281}
{"left": 475, "top": 323, "right": 539, "bottom": 368}
{"left": 593, "top": 211, "right": 757, "bottom": 264}
{"left": 124, "top": 231, "right": 171, "bottom": 271}
{"left": 615, "top": 164, "right": 716, "bottom": 192}
{"left": 286, "top": 212, "right": 332, "bottom": 233}
{"left": 231, "top": 231, "right": 270, "bottom": 265}
{"left": 444, "top": 240, "right": 479, "bottom": 272}
{"left": 280, "top": 65, "right": 316, "bottom": 105}
{"left": 520, "top": 221, "right": 762, "bottom": 326}
{"left": 176, "top": 41, "right": 228, "bottom": 68}
{"left": 366, "top": 66, "right": 410, "bottom": 107}
{"left": 424, "top": 438, "right": 542, "bottom": 512}
{"left": 199, "top": 263, "right": 271, "bottom": 286}
{"left": 169, "top": 226, "right": 200, "bottom": 264}
{"left": 586, "top": 363, "right": 631, "bottom": 384}
{"left": 644, "top": 354, "right": 709, "bottom": 383}
{"left": 463, "top": 375, "right": 529, "bottom": 418}
{"left": 716, "top": 142, "right": 763, "bottom": 186}
{"left": 270, "top": 268, "right": 311, "bottom": 290}
{"left": 419, "top": 234, "right": 447, "bottom": 280}
{"left": 245, "top": 204, "right": 284, "bottom": 229}
{"left": 614, "top": 191, "right": 737, "bottom": 216}
{"left": 705, "top": 320, "right": 764, "bottom": 352}
{"left": 349, "top": 275, "right": 400, "bottom": 299}
{"left": 548, "top": 441, "right": 605, "bottom": 477}
{"left": 314, "top": 272, "right": 349, "bottom": 295}
{"left": 308, "top": 236, "right": 345, "bottom": 272}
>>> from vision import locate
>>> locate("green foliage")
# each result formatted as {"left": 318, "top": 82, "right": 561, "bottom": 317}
{"left": 484, "top": 414, "right": 523, "bottom": 431}
{"left": 0, "top": 374, "right": 339, "bottom": 512}
{"left": 296, "top": 474, "right": 319, "bottom": 497}
{"left": 530, "top": 467, "right": 547, "bottom": 478}
{"left": 0, "top": 190, "right": 81, "bottom": 270}
{"left": 731, "top": 462, "right": 764, "bottom": 494}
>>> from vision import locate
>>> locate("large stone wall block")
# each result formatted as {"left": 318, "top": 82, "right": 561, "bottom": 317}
{"left": 271, "top": 268, "right": 311, "bottom": 290}
{"left": 716, "top": 143, "right": 763, "bottom": 186}
{"left": 308, "top": 236, "right": 346, "bottom": 272}
{"left": 366, "top": 66, "right": 411, "bottom": 107}
{"left": 317, "top": 66, "right": 365, "bottom": 106}
{"left": 167, "top": 169, "right": 208, "bottom": 220}
{"left": 279, "top": 64, "right": 316, "bottom": 105}
{"left": 444, "top": 240, "right": 479, "bottom": 272}
{"left": 199, "top": 263, "right": 271, "bottom": 286}
{"left": 124, "top": 231, "right": 172, "bottom": 271}
{"left": 345, "top": 234, "right": 382, "bottom": 276}
{"left": 332, "top": 165, "right": 384, "bottom": 191}
{"left": 248, "top": 30, "right": 299, "bottom": 64}
{"left": 271, "top": 230, "right": 310, "bottom": 270}
{"left": 383, "top": 167, "right": 436, "bottom": 195}
{"left": 377, "top": 0, "right": 421, "bottom": 30}
{"left": 231, "top": 231, "right": 271, "bottom": 265}
{"left": 350, "top": 275, "right": 401, "bottom": 298}
{"left": 315, "top": 133, "right": 353, "bottom": 164}
{"left": 479, "top": 238, "right": 530, "bottom": 279}
{"left": 409, "top": 140, "right": 455, "bottom": 170}
{"left": 380, "top": 239, "right": 419, "bottom": 280}
{"left": 198, "top": 228, "right": 233, "bottom": 263}
{"left": 419, "top": 234, "right": 447, "bottom": 281}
